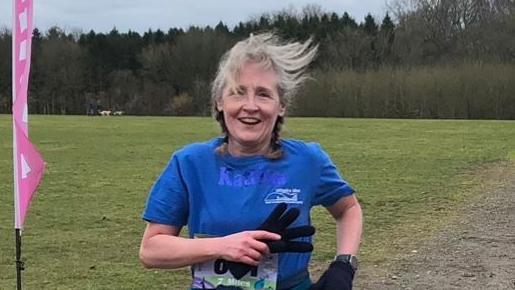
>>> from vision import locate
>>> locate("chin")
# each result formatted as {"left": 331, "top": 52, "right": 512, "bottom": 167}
{"left": 234, "top": 134, "right": 267, "bottom": 145}
{"left": 237, "top": 137, "right": 262, "bottom": 145}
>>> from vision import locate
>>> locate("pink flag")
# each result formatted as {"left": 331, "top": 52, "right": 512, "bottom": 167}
{"left": 13, "top": 0, "right": 45, "bottom": 229}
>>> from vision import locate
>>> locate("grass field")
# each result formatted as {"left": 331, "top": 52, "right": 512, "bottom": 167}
{"left": 1, "top": 115, "right": 514, "bottom": 289}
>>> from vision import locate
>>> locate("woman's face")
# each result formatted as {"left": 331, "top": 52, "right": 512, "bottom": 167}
{"left": 217, "top": 61, "right": 285, "bottom": 155}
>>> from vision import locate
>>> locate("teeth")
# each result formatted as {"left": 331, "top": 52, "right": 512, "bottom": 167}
{"left": 239, "top": 118, "right": 260, "bottom": 124}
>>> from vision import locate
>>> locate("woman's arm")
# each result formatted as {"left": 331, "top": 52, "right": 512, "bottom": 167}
{"left": 327, "top": 194, "right": 363, "bottom": 255}
{"left": 139, "top": 222, "right": 281, "bottom": 269}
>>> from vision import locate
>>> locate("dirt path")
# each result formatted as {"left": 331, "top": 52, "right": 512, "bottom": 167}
{"left": 355, "top": 162, "right": 515, "bottom": 290}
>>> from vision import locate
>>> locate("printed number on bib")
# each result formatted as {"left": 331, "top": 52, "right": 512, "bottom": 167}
{"left": 192, "top": 254, "right": 278, "bottom": 290}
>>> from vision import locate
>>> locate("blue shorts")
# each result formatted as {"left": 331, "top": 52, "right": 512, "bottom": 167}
{"left": 286, "top": 277, "right": 312, "bottom": 290}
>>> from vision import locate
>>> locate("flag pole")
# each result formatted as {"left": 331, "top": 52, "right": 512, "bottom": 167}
{"left": 12, "top": 0, "right": 23, "bottom": 287}
{"left": 15, "top": 229, "right": 24, "bottom": 290}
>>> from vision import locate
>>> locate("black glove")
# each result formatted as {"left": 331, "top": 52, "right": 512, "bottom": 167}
{"left": 310, "top": 260, "right": 355, "bottom": 290}
{"left": 228, "top": 203, "right": 315, "bottom": 280}
{"left": 258, "top": 202, "right": 315, "bottom": 253}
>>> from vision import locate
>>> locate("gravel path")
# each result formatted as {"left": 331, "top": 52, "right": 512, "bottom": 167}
{"left": 356, "top": 162, "right": 515, "bottom": 290}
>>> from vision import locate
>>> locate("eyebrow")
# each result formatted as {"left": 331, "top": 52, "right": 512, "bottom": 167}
{"left": 227, "top": 84, "right": 276, "bottom": 96}
{"left": 234, "top": 85, "right": 274, "bottom": 93}
{"left": 255, "top": 86, "right": 273, "bottom": 94}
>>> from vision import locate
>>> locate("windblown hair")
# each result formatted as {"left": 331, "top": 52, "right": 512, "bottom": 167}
{"left": 212, "top": 32, "right": 318, "bottom": 159}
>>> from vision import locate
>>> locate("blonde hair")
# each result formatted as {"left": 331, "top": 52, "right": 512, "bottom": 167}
{"left": 212, "top": 32, "right": 318, "bottom": 158}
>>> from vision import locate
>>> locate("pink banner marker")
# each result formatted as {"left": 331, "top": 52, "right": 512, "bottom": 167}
{"left": 13, "top": 0, "right": 45, "bottom": 230}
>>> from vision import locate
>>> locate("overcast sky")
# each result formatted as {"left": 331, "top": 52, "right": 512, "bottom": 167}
{"left": 1, "top": 0, "right": 389, "bottom": 33}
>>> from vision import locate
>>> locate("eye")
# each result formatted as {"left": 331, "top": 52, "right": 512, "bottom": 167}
{"left": 258, "top": 92, "right": 271, "bottom": 98}
{"left": 257, "top": 89, "right": 274, "bottom": 99}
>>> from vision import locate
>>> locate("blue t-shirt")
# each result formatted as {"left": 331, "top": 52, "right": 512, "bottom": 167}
{"left": 142, "top": 137, "right": 354, "bottom": 285}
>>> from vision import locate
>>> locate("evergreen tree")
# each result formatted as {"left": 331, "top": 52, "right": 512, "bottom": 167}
{"left": 166, "top": 27, "right": 184, "bottom": 43}
{"left": 362, "top": 13, "right": 378, "bottom": 35}
{"left": 380, "top": 13, "right": 395, "bottom": 32}
{"left": 258, "top": 16, "right": 270, "bottom": 30}
{"left": 378, "top": 13, "right": 396, "bottom": 65}
{"left": 214, "top": 21, "right": 230, "bottom": 34}
{"left": 154, "top": 29, "right": 166, "bottom": 44}
{"left": 341, "top": 12, "right": 358, "bottom": 29}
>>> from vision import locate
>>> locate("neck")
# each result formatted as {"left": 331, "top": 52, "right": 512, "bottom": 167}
{"left": 227, "top": 139, "right": 271, "bottom": 157}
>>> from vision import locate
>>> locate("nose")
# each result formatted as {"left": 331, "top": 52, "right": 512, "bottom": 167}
{"left": 241, "top": 94, "right": 259, "bottom": 112}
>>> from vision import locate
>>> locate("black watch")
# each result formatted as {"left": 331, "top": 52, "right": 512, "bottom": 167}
{"left": 334, "top": 254, "right": 359, "bottom": 273}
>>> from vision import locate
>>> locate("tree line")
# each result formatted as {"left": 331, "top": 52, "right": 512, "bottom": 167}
{"left": 0, "top": 1, "right": 513, "bottom": 119}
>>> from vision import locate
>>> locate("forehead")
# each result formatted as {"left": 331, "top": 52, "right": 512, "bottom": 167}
{"left": 230, "top": 61, "right": 279, "bottom": 90}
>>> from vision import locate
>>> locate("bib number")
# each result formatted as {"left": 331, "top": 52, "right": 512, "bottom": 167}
{"left": 192, "top": 254, "right": 278, "bottom": 290}
{"left": 213, "top": 259, "right": 258, "bottom": 277}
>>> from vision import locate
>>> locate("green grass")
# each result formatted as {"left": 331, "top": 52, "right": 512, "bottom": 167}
{"left": 1, "top": 115, "right": 514, "bottom": 289}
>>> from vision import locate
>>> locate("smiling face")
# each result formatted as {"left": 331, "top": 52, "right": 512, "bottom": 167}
{"left": 216, "top": 61, "right": 285, "bottom": 156}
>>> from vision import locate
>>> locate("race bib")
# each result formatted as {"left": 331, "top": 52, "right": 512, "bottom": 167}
{"left": 192, "top": 254, "right": 278, "bottom": 290}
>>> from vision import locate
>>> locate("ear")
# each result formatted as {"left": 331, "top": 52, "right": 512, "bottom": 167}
{"left": 216, "top": 98, "right": 223, "bottom": 112}
{"left": 278, "top": 105, "right": 286, "bottom": 117}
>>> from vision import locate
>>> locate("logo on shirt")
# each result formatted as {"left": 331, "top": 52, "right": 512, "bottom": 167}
{"left": 218, "top": 166, "right": 287, "bottom": 187}
{"left": 264, "top": 188, "right": 303, "bottom": 204}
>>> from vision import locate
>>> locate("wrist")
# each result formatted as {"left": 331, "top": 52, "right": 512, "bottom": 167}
{"left": 334, "top": 254, "right": 358, "bottom": 274}
{"left": 206, "top": 237, "right": 226, "bottom": 260}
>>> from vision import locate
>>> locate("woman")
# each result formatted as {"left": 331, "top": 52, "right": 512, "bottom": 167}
{"left": 140, "top": 33, "right": 362, "bottom": 290}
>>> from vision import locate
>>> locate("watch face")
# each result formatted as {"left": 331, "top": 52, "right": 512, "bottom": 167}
{"left": 349, "top": 256, "right": 359, "bottom": 270}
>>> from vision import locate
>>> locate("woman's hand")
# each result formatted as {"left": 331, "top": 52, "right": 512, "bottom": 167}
{"left": 217, "top": 230, "right": 281, "bottom": 266}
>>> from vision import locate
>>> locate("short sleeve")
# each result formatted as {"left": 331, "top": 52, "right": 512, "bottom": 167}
{"left": 311, "top": 143, "right": 355, "bottom": 207}
{"left": 141, "top": 154, "right": 189, "bottom": 226}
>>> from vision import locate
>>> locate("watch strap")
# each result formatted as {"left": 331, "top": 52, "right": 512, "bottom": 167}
{"left": 334, "top": 254, "right": 358, "bottom": 272}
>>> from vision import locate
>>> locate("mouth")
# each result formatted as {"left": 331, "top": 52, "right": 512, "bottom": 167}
{"left": 238, "top": 117, "right": 261, "bottom": 125}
